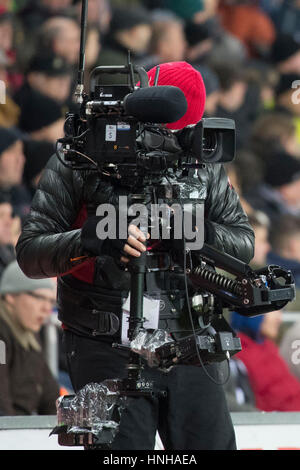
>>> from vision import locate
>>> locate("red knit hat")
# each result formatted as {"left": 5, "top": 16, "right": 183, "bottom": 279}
{"left": 146, "top": 61, "right": 206, "bottom": 130}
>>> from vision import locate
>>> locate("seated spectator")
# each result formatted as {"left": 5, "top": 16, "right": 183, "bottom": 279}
{"left": 231, "top": 310, "right": 300, "bottom": 411}
{"left": 218, "top": 0, "right": 276, "bottom": 58}
{"left": 270, "top": 34, "right": 300, "bottom": 75}
{"left": 73, "top": 0, "right": 111, "bottom": 34}
{"left": 267, "top": 215, "right": 300, "bottom": 289}
{"left": 245, "top": 151, "right": 300, "bottom": 224}
{"left": 184, "top": 11, "right": 246, "bottom": 67}
{"left": 94, "top": 7, "right": 152, "bottom": 84}
{"left": 0, "top": 7, "right": 22, "bottom": 92}
{"left": 195, "top": 64, "right": 220, "bottom": 116}
{"left": 15, "top": 51, "right": 73, "bottom": 106}
{"left": 0, "top": 260, "right": 59, "bottom": 415}
{"left": 19, "top": 0, "right": 74, "bottom": 32}
{"left": 0, "top": 194, "right": 15, "bottom": 278}
{"left": 23, "top": 140, "right": 55, "bottom": 198}
{"left": 272, "top": 3, "right": 300, "bottom": 43}
{"left": 185, "top": 18, "right": 216, "bottom": 65}
{"left": 0, "top": 127, "right": 31, "bottom": 219}
{"left": 147, "top": 15, "right": 186, "bottom": 67}
{"left": 274, "top": 74, "right": 300, "bottom": 145}
{"left": 38, "top": 16, "right": 81, "bottom": 67}
{"left": 17, "top": 89, "right": 65, "bottom": 143}
{"left": 250, "top": 112, "right": 300, "bottom": 162}
{"left": 213, "top": 63, "right": 259, "bottom": 148}
{"left": 247, "top": 211, "right": 271, "bottom": 268}
{"left": 0, "top": 48, "right": 20, "bottom": 128}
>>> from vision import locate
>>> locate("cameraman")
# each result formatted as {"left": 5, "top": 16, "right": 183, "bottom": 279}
{"left": 16, "top": 61, "right": 254, "bottom": 450}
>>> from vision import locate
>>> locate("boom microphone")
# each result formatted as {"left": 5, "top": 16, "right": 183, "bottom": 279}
{"left": 124, "top": 86, "right": 188, "bottom": 124}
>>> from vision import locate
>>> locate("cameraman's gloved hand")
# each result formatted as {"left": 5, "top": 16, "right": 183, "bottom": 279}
{"left": 81, "top": 216, "right": 149, "bottom": 263}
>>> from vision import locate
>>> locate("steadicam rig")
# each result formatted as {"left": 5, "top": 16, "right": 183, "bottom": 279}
{"left": 147, "top": 244, "right": 295, "bottom": 369}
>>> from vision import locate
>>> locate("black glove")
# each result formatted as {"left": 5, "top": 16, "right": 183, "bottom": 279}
{"left": 81, "top": 215, "right": 128, "bottom": 260}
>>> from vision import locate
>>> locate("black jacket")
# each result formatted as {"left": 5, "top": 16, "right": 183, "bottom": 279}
{"left": 16, "top": 155, "right": 254, "bottom": 334}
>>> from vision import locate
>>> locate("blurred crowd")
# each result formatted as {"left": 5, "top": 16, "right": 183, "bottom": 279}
{"left": 1, "top": 0, "right": 300, "bottom": 417}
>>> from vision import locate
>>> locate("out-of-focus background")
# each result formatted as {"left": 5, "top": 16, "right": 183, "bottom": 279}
{"left": 1, "top": 0, "right": 300, "bottom": 424}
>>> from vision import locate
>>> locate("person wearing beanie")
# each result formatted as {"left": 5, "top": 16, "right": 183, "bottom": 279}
{"left": 93, "top": 7, "right": 152, "bottom": 85}
{"left": 230, "top": 309, "right": 300, "bottom": 412}
{"left": 14, "top": 51, "right": 73, "bottom": 107}
{"left": 16, "top": 60, "right": 255, "bottom": 450}
{"left": 0, "top": 260, "right": 59, "bottom": 416}
{"left": 23, "top": 140, "right": 55, "bottom": 197}
{"left": 0, "top": 127, "right": 32, "bottom": 220}
{"left": 146, "top": 61, "right": 206, "bottom": 130}
{"left": 245, "top": 150, "right": 300, "bottom": 225}
{"left": 270, "top": 34, "right": 300, "bottom": 75}
{"left": 0, "top": 194, "right": 15, "bottom": 279}
{"left": 16, "top": 88, "right": 65, "bottom": 143}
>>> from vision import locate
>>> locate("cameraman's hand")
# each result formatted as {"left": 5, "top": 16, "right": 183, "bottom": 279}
{"left": 121, "top": 224, "right": 150, "bottom": 264}
{"left": 81, "top": 217, "right": 149, "bottom": 263}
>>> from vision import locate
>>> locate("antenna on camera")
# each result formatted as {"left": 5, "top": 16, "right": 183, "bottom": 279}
{"left": 127, "top": 50, "right": 135, "bottom": 90}
{"left": 154, "top": 65, "right": 160, "bottom": 86}
{"left": 75, "top": 0, "right": 88, "bottom": 104}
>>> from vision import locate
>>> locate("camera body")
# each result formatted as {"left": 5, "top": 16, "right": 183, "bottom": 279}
{"left": 59, "top": 64, "right": 236, "bottom": 184}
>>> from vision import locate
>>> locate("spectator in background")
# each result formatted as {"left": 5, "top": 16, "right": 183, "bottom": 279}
{"left": 17, "top": 90, "right": 65, "bottom": 143}
{"left": 23, "top": 140, "right": 55, "bottom": 198}
{"left": 14, "top": 51, "right": 73, "bottom": 107}
{"left": 230, "top": 309, "right": 300, "bottom": 412}
{"left": 0, "top": 49, "right": 20, "bottom": 128}
{"left": 0, "top": 260, "right": 59, "bottom": 416}
{"left": 73, "top": 0, "right": 111, "bottom": 34}
{"left": 0, "top": 7, "right": 14, "bottom": 66}
{"left": 267, "top": 215, "right": 300, "bottom": 289}
{"left": 184, "top": 9, "right": 246, "bottom": 67}
{"left": 274, "top": 74, "right": 300, "bottom": 146}
{"left": 270, "top": 34, "right": 300, "bottom": 75}
{"left": 271, "top": 0, "right": 300, "bottom": 41}
{"left": 0, "top": 7, "right": 24, "bottom": 92}
{"left": 250, "top": 113, "right": 300, "bottom": 163}
{"left": 213, "top": 63, "right": 258, "bottom": 148}
{"left": 0, "top": 127, "right": 31, "bottom": 219}
{"left": 247, "top": 211, "right": 271, "bottom": 267}
{"left": 38, "top": 16, "right": 81, "bottom": 67}
{"left": 245, "top": 151, "right": 300, "bottom": 224}
{"left": 147, "top": 15, "right": 186, "bottom": 67}
{"left": 0, "top": 194, "right": 15, "bottom": 278}
{"left": 94, "top": 7, "right": 152, "bottom": 84}
{"left": 194, "top": 64, "right": 220, "bottom": 115}
{"left": 18, "top": 0, "right": 74, "bottom": 32}
{"left": 185, "top": 19, "right": 217, "bottom": 65}
{"left": 218, "top": 0, "right": 276, "bottom": 58}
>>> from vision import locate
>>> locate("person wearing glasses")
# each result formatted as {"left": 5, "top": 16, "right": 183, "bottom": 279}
{"left": 0, "top": 260, "right": 59, "bottom": 416}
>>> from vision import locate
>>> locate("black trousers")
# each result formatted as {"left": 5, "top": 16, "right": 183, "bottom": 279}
{"left": 63, "top": 330, "right": 236, "bottom": 450}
